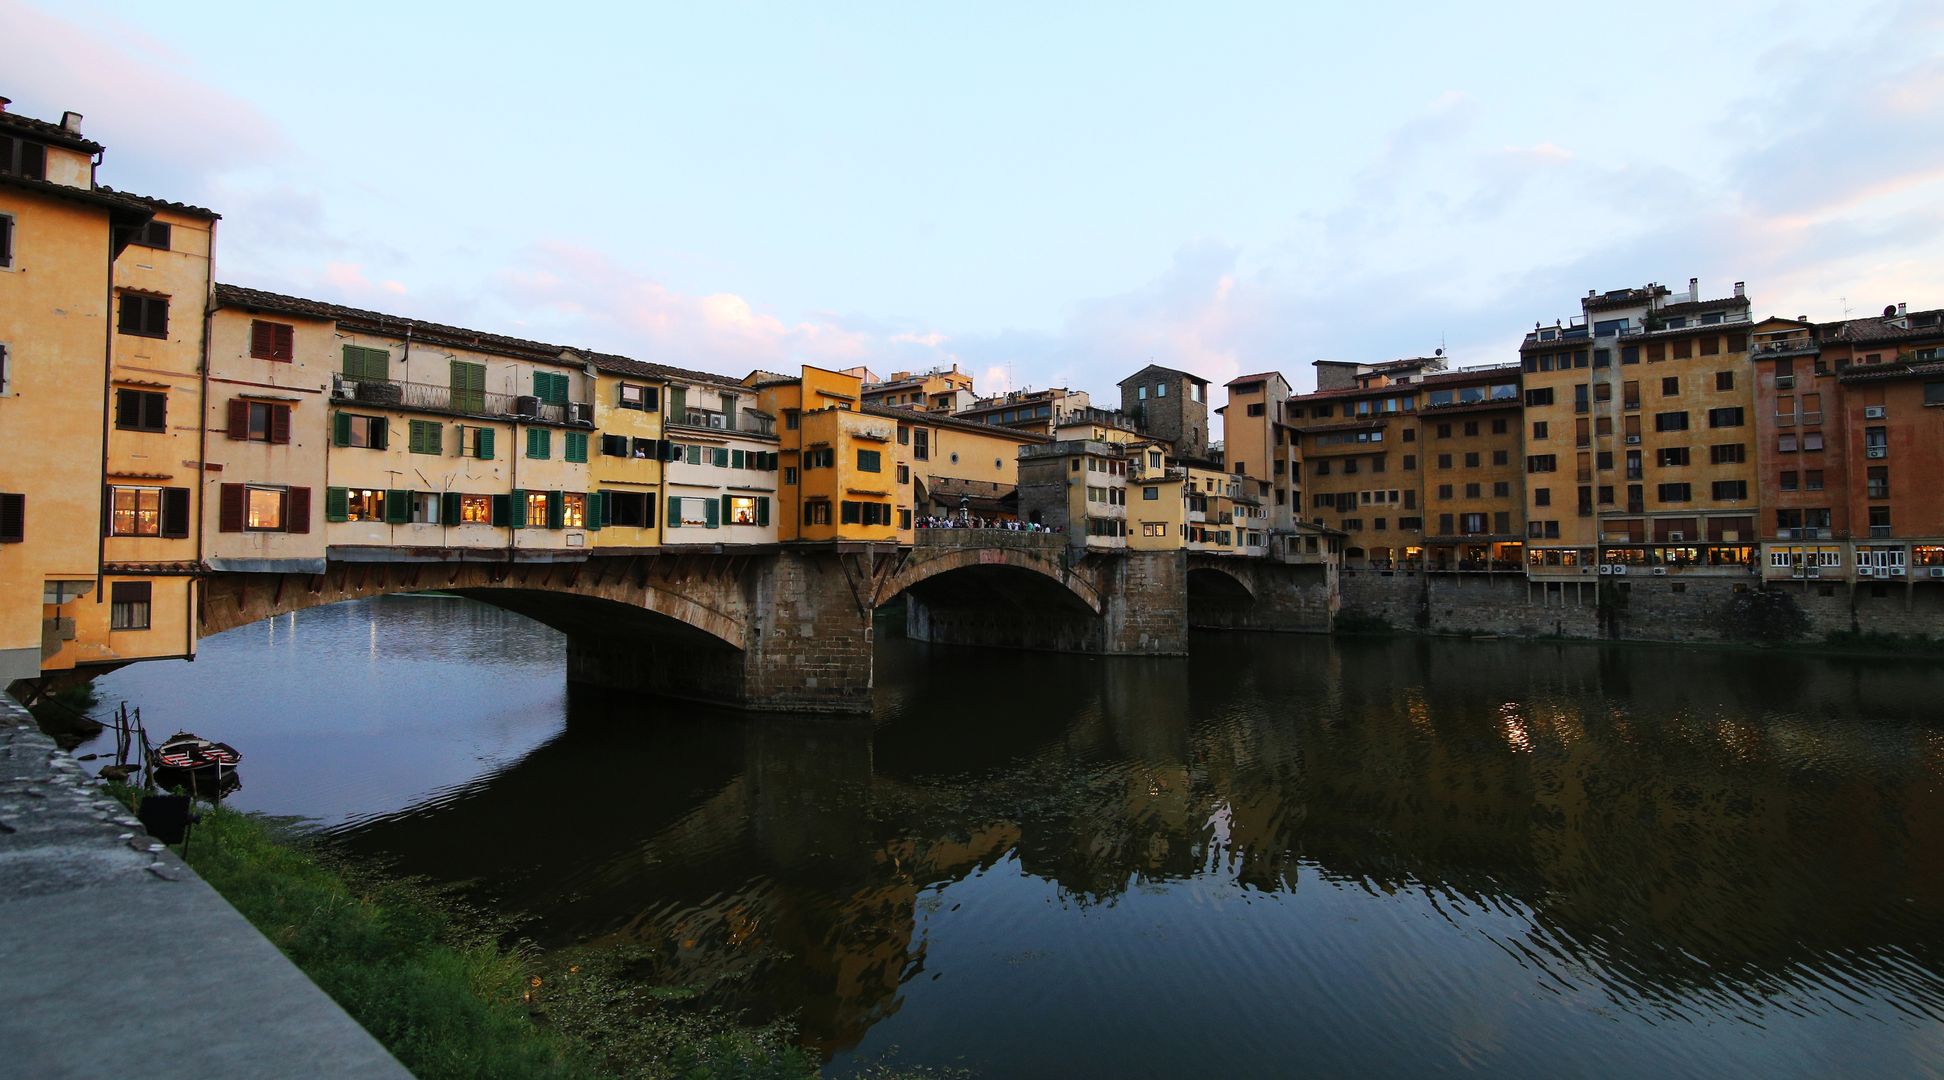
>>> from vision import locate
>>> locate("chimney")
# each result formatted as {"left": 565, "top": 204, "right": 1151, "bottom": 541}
{"left": 1689, "top": 277, "right": 1700, "bottom": 303}
{"left": 1898, "top": 302, "right": 1908, "bottom": 317}
{"left": 1797, "top": 315, "right": 1807, "bottom": 322}
{"left": 60, "top": 111, "right": 83, "bottom": 134}
{"left": 0, "top": 96, "right": 11, "bottom": 113}
{"left": 1733, "top": 281, "right": 1745, "bottom": 299}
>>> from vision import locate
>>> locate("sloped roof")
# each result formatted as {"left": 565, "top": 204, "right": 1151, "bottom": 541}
{"left": 96, "top": 185, "right": 219, "bottom": 220}
{"left": 0, "top": 107, "right": 103, "bottom": 153}
{"left": 214, "top": 283, "right": 571, "bottom": 361}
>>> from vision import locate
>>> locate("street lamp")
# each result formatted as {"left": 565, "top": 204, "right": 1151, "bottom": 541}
{"left": 959, "top": 494, "right": 970, "bottom": 526}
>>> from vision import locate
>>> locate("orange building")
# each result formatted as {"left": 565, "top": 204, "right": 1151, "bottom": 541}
{"left": 1288, "top": 357, "right": 1443, "bottom": 569}
{"left": 1218, "top": 372, "right": 1300, "bottom": 532}
{"left": 1415, "top": 364, "right": 1525, "bottom": 571}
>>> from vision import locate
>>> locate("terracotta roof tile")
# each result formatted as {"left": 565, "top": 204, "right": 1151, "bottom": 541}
{"left": 96, "top": 186, "right": 219, "bottom": 220}
{"left": 214, "top": 283, "right": 570, "bottom": 361}
{"left": 0, "top": 108, "right": 103, "bottom": 153}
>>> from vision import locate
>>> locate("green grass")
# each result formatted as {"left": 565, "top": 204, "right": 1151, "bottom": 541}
{"left": 112, "top": 789, "right": 953, "bottom": 1079}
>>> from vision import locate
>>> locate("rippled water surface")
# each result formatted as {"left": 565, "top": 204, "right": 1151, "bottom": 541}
{"left": 83, "top": 596, "right": 1944, "bottom": 1078}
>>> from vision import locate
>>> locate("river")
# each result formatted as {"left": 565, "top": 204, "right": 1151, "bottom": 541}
{"left": 75, "top": 595, "right": 1944, "bottom": 1078}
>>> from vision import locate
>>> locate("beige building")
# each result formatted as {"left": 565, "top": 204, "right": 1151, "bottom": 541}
{"left": 1218, "top": 372, "right": 1299, "bottom": 530}
{"left": 860, "top": 365, "right": 974, "bottom": 414}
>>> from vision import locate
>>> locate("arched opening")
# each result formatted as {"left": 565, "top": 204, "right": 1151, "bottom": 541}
{"left": 889, "top": 562, "right": 1107, "bottom": 655}
{"left": 1186, "top": 566, "right": 1255, "bottom": 629}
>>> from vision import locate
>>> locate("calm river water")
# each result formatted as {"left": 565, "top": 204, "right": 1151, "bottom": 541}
{"left": 79, "top": 595, "right": 1944, "bottom": 1078}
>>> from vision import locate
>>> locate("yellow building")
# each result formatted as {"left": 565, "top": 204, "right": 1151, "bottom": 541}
{"left": 860, "top": 364, "right": 974, "bottom": 414}
{"left": 584, "top": 353, "right": 668, "bottom": 550}
{"left": 897, "top": 407, "right": 1044, "bottom": 523}
{"left": 1182, "top": 461, "right": 1265, "bottom": 556}
{"left": 1521, "top": 279, "right": 1759, "bottom": 576}
{"left": 0, "top": 100, "right": 198, "bottom": 682}
{"left": 1289, "top": 357, "right": 1444, "bottom": 569}
{"left": 1126, "top": 443, "right": 1188, "bottom": 550}
{"left": 1216, "top": 372, "right": 1299, "bottom": 530}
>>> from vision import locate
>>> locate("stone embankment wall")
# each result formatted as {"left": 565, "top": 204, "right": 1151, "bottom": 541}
{"left": 1186, "top": 560, "right": 1335, "bottom": 633}
{"left": 1339, "top": 569, "right": 1944, "bottom": 643}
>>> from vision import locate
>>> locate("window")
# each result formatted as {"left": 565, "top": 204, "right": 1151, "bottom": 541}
{"left": 1803, "top": 431, "right": 1824, "bottom": 451}
{"left": 617, "top": 383, "right": 659, "bottom": 411}
{"left": 1464, "top": 482, "right": 1481, "bottom": 498}
{"left": 250, "top": 320, "right": 294, "bottom": 361}
{"left": 110, "top": 582, "right": 152, "bottom": 631}
{"left": 1143, "top": 486, "right": 1160, "bottom": 500}
{"left": 911, "top": 428, "right": 930, "bottom": 461}
{"left": 1711, "top": 443, "right": 1746, "bottom": 464}
{"left": 1493, "top": 481, "right": 1511, "bottom": 497}
{"left": 1779, "top": 471, "right": 1798, "bottom": 491}
{"left": 1525, "top": 388, "right": 1554, "bottom": 407}
{"left": 784, "top": 466, "right": 799, "bottom": 484}
{"left": 1662, "top": 376, "right": 1679, "bottom": 396}
{"left": 1657, "top": 447, "right": 1689, "bottom": 467}
{"left": 346, "top": 489, "right": 387, "bottom": 522}
{"left": 1715, "top": 371, "right": 1735, "bottom": 391}
{"left": 1156, "top": 382, "right": 1167, "bottom": 398}
{"left": 562, "top": 492, "right": 587, "bottom": 528}
{"left": 1673, "top": 339, "right": 1693, "bottom": 360}
{"left": 1437, "top": 454, "right": 1452, "bottom": 469}
{"left": 0, "top": 135, "right": 47, "bottom": 179}
{"left": 1437, "top": 484, "right": 1454, "bottom": 499}
{"left": 451, "top": 494, "right": 488, "bottom": 524}
{"left": 1526, "top": 455, "right": 1557, "bottom": 473}
{"left": 806, "top": 501, "right": 831, "bottom": 526}
{"left": 1869, "top": 506, "right": 1891, "bottom": 537}
{"left": 342, "top": 345, "right": 389, "bottom": 382}
{"left": 725, "top": 496, "right": 761, "bottom": 525}
{"left": 1712, "top": 479, "right": 1748, "bottom": 501}
{"left": 1138, "top": 386, "right": 1147, "bottom": 400}
{"left": 841, "top": 500, "right": 891, "bottom": 526}
{"left": 857, "top": 449, "right": 882, "bottom": 472}
{"left": 1657, "top": 483, "right": 1691, "bottom": 503}
{"left": 1532, "top": 421, "right": 1548, "bottom": 439}
{"left": 603, "top": 491, "right": 654, "bottom": 528}
{"left": 459, "top": 426, "right": 495, "bottom": 459}
{"left": 804, "top": 447, "right": 835, "bottom": 469}
{"left": 118, "top": 293, "right": 168, "bottom": 338}
{"left": 128, "top": 220, "right": 172, "bottom": 250}
{"left": 1866, "top": 466, "right": 1889, "bottom": 499}
{"left": 1655, "top": 411, "right": 1689, "bottom": 432}
{"left": 896, "top": 463, "right": 910, "bottom": 484}
{"left": 784, "top": 410, "right": 801, "bottom": 430}
{"left": 527, "top": 428, "right": 551, "bottom": 459}
{"left": 1534, "top": 488, "right": 1551, "bottom": 507}
{"left": 1437, "top": 424, "right": 1452, "bottom": 438}
{"left": 1707, "top": 407, "right": 1744, "bottom": 428}
{"left": 1492, "top": 418, "right": 1508, "bottom": 434}
{"left": 1402, "top": 429, "right": 1415, "bottom": 442}
{"left": 1621, "top": 345, "right": 1640, "bottom": 365}
{"left": 409, "top": 420, "right": 443, "bottom": 455}
{"left": 1463, "top": 452, "right": 1480, "bottom": 468}
{"left": 110, "top": 486, "right": 162, "bottom": 536}
{"left": 114, "top": 388, "right": 168, "bottom": 432}
{"left": 0, "top": 213, "right": 12, "bottom": 270}
{"left": 335, "top": 413, "right": 386, "bottom": 449}
{"left": 533, "top": 371, "right": 572, "bottom": 406}
{"left": 1463, "top": 421, "right": 1479, "bottom": 437}
{"left": 1778, "top": 433, "right": 1798, "bottom": 452}
{"left": 449, "top": 360, "right": 485, "bottom": 412}
{"left": 565, "top": 432, "right": 588, "bottom": 463}
{"left": 1700, "top": 336, "right": 1720, "bottom": 356}
{"left": 0, "top": 491, "right": 20, "bottom": 542}
{"left": 1403, "top": 454, "right": 1416, "bottom": 470}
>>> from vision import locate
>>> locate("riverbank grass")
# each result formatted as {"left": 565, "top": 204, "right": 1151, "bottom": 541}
{"left": 110, "top": 792, "right": 939, "bottom": 1080}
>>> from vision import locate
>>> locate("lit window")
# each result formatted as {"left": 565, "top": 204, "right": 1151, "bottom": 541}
{"left": 526, "top": 492, "right": 550, "bottom": 527}
{"left": 245, "top": 487, "right": 285, "bottom": 530}
{"left": 562, "top": 492, "right": 586, "bottom": 528}
{"left": 460, "top": 495, "right": 492, "bottom": 523}
{"left": 110, "top": 487, "right": 162, "bottom": 536}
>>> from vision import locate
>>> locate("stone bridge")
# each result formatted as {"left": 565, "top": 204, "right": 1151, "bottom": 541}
{"left": 198, "top": 532, "right": 1334, "bottom": 714}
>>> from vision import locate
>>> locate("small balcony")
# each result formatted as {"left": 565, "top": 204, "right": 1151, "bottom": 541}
{"left": 332, "top": 375, "right": 589, "bottom": 427}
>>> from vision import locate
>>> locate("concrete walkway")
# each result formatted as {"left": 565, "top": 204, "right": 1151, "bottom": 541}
{"left": 0, "top": 694, "right": 410, "bottom": 1079}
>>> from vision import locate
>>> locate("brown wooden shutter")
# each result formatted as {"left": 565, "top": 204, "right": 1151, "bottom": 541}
{"left": 161, "top": 487, "right": 191, "bottom": 538}
{"left": 274, "top": 323, "right": 294, "bottom": 360}
{"left": 227, "top": 398, "right": 249, "bottom": 440}
{"left": 286, "top": 487, "right": 311, "bottom": 533}
{"left": 269, "top": 404, "right": 291, "bottom": 444}
{"left": 251, "top": 320, "right": 272, "bottom": 358}
{"left": 218, "top": 484, "right": 244, "bottom": 532}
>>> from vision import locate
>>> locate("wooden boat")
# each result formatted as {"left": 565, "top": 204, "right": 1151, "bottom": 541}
{"left": 149, "top": 732, "right": 243, "bottom": 797}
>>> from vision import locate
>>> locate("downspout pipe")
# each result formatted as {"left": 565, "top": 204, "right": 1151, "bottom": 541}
{"left": 190, "top": 229, "right": 216, "bottom": 662}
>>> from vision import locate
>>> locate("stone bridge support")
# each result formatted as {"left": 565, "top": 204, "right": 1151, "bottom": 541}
{"left": 1185, "top": 555, "right": 1336, "bottom": 633}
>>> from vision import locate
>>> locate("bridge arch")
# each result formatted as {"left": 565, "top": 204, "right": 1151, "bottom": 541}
{"left": 873, "top": 543, "right": 1104, "bottom": 615}
{"left": 1186, "top": 563, "right": 1256, "bottom": 601}
{"left": 198, "top": 560, "right": 747, "bottom": 649}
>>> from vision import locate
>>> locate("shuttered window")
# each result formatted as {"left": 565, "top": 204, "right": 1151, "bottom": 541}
{"left": 527, "top": 428, "right": 550, "bottom": 459}
{"left": 0, "top": 213, "right": 14, "bottom": 270}
{"left": 118, "top": 293, "right": 169, "bottom": 338}
{"left": 533, "top": 371, "right": 571, "bottom": 406}
{"left": 564, "top": 432, "right": 588, "bottom": 463}
{"left": 450, "top": 360, "right": 485, "bottom": 412}
{"left": 128, "top": 220, "right": 172, "bottom": 250}
{"left": 250, "top": 320, "right": 295, "bottom": 361}
{"left": 342, "top": 345, "right": 389, "bottom": 381}
{"left": 409, "top": 420, "right": 443, "bottom": 455}
{"left": 115, "top": 388, "right": 168, "bottom": 432}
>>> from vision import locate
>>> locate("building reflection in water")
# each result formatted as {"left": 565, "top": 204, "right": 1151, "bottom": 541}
{"left": 335, "top": 628, "right": 1944, "bottom": 1073}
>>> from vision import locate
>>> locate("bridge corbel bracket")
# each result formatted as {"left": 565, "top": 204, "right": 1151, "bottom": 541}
{"left": 593, "top": 557, "right": 613, "bottom": 588}
{"left": 308, "top": 573, "right": 324, "bottom": 595}
{"left": 448, "top": 564, "right": 463, "bottom": 586}
{"left": 835, "top": 545, "right": 874, "bottom": 616}
{"left": 564, "top": 563, "right": 581, "bottom": 590}
{"left": 870, "top": 550, "right": 908, "bottom": 607}
{"left": 631, "top": 554, "right": 649, "bottom": 588}
{"left": 272, "top": 573, "right": 288, "bottom": 608}
{"left": 407, "top": 565, "right": 423, "bottom": 590}
{"left": 538, "top": 564, "right": 554, "bottom": 590}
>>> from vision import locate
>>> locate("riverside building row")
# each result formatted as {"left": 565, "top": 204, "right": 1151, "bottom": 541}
{"left": 1265, "top": 280, "right": 1944, "bottom": 590}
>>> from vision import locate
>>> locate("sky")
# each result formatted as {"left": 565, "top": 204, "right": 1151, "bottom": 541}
{"left": 7, "top": 0, "right": 1942, "bottom": 413}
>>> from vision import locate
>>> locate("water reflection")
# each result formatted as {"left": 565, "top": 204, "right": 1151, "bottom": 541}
{"left": 92, "top": 598, "right": 1944, "bottom": 1077}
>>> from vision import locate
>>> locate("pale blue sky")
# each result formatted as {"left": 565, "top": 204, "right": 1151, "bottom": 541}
{"left": 9, "top": 1, "right": 1941, "bottom": 406}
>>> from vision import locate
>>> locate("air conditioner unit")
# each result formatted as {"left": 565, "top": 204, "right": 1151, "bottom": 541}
{"left": 1625, "top": 435, "right": 1642, "bottom": 444}
{"left": 1651, "top": 567, "right": 1668, "bottom": 576}
{"left": 1929, "top": 567, "right": 1944, "bottom": 578}
{"left": 1886, "top": 566, "right": 1906, "bottom": 577}
{"left": 1598, "top": 564, "right": 1614, "bottom": 575}
{"left": 1667, "top": 531, "right": 1685, "bottom": 542}
{"left": 1867, "top": 447, "right": 1887, "bottom": 459}
{"left": 1857, "top": 566, "right": 1875, "bottom": 577}
{"left": 334, "top": 376, "right": 358, "bottom": 398}
{"left": 1774, "top": 375, "right": 1795, "bottom": 389}
{"left": 1864, "top": 405, "right": 1887, "bottom": 419}
{"left": 1612, "top": 564, "right": 1629, "bottom": 575}
{"left": 567, "top": 402, "right": 592, "bottom": 425}
{"left": 513, "top": 394, "right": 541, "bottom": 418}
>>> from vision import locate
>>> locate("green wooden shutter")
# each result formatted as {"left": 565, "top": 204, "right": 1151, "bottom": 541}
{"left": 441, "top": 491, "right": 461, "bottom": 524}
{"left": 333, "top": 411, "right": 351, "bottom": 446}
{"left": 732, "top": 449, "right": 745, "bottom": 469}
{"left": 684, "top": 445, "right": 700, "bottom": 465}
{"left": 586, "top": 492, "right": 603, "bottom": 530}
{"left": 669, "top": 387, "right": 687, "bottom": 424}
{"left": 546, "top": 490, "right": 564, "bottom": 529}
{"left": 478, "top": 428, "right": 495, "bottom": 460}
{"left": 714, "top": 448, "right": 729, "bottom": 468}
{"left": 508, "top": 489, "right": 526, "bottom": 529}
{"left": 705, "top": 497, "right": 719, "bottom": 529}
{"left": 385, "top": 489, "right": 412, "bottom": 523}
{"left": 491, "top": 494, "right": 510, "bottom": 526}
{"left": 325, "top": 487, "right": 349, "bottom": 522}
{"left": 566, "top": 432, "right": 587, "bottom": 463}
{"left": 756, "top": 497, "right": 770, "bottom": 526}
{"left": 451, "top": 360, "right": 484, "bottom": 412}
{"left": 666, "top": 496, "right": 681, "bottom": 528}
{"left": 527, "top": 428, "right": 549, "bottom": 459}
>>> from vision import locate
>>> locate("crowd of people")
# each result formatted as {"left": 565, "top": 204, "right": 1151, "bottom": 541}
{"left": 916, "top": 515, "right": 1063, "bottom": 533}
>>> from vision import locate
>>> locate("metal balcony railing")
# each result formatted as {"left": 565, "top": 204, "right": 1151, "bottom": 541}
{"left": 332, "top": 376, "right": 586, "bottom": 426}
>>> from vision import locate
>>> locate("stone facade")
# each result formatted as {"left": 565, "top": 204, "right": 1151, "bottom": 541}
{"left": 1185, "top": 558, "right": 1335, "bottom": 633}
